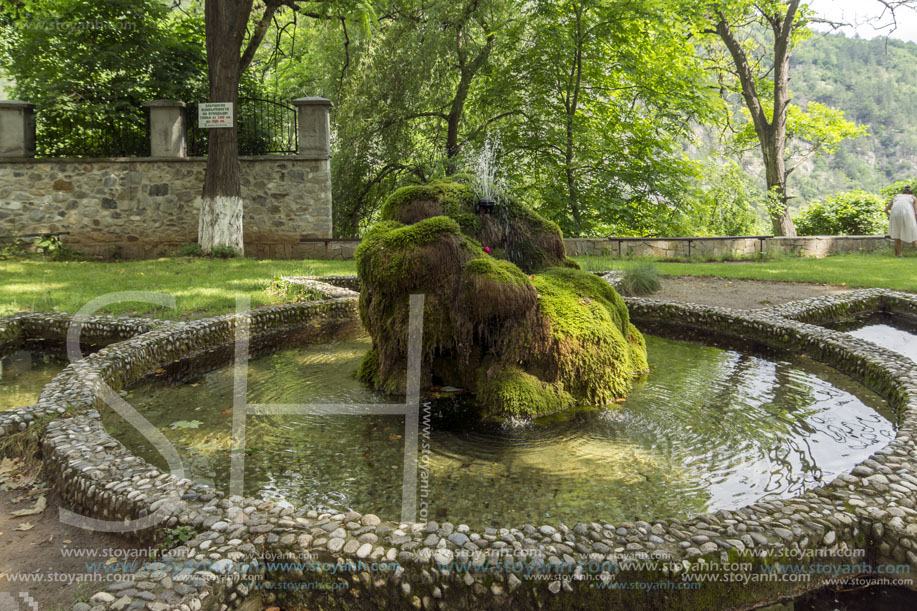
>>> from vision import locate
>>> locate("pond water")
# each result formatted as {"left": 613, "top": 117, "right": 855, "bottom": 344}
{"left": 0, "top": 350, "right": 67, "bottom": 411}
{"left": 106, "top": 326, "right": 894, "bottom": 528}
{"left": 795, "top": 584, "right": 917, "bottom": 610}
{"left": 831, "top": 313, "right": 917, "bottom": 363}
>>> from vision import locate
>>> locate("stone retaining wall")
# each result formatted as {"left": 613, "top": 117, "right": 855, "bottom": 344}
{"left": 0, "top": 156, "right": 332, "bottom": 259}
{"left": 262, "top": 235, "right": 893, "bottom": 261}
{"left": 1, "top": 284, "right": 915, "bottom": 610}
{"left": 564, "top": 235, "right": 892, "bottom": 259}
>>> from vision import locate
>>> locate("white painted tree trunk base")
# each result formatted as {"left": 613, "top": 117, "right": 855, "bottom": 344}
{"left": 199, "top": 196, "right": 244, "bottom": 254}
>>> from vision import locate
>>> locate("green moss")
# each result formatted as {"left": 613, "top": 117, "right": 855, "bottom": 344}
{"left": 460, "top": 257, "right": 538, "bottom": 323}
{"left": 359, "top": 179, "right": 646, "bottom": 419}
{"left": 529, "top": 268, "right": 646, "bottom": 404}
{"left": 626, "top": 322, "right": 649, "bottom": 374}
{"left": 477, "top": 365, "right": 576, "bottom": 418}
{"left": 463, "top": 257, "right": 532, "bottom": 286}
{"left": 355, "top": 216, "right": 464, "bottom": 291}
{"left": 379, "top": 177, "right": 574, "bottom": 273}
{"left": 537, "top": 267, "right": 630, "bottom": 332}
{"left": 453, "top": 212, "right": 483, "bottom": 235}
{"left": 356, "top": 347, "right": 380, "bottom": 387}
{"left": 380, "top": 180, "right": 477, "bottom": 224}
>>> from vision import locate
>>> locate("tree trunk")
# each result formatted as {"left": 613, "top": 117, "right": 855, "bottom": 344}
{"left": 766, "top": 1, "right": 797, "bottom": 237}
{"left": 564, "top": 5, "right": 584, "bottom": 236}
{"left": 199, "top": 0, "right": 252, "bottom": 254}
{"left": 715, "top": 2, "right": 799, "bottom": 237}
{"left": 444, "top": 21, "right": 494, "bottom": 170}
{"left": 762, "top": 130, "right": 796, "bottom": 236}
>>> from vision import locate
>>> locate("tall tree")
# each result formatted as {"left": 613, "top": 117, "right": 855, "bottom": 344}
{"left": 199, "top": 0, "right": 252, "bottom": 254}
{"left": 704, "top": 0, "right": 912, "bottom": 235}
{"left": 199, "top": 0, "right": 369, "bottom": 252}
{"left": 298, "top": 0, "right": 518, "bottom": 236}
{"left": 708, "top": 0, "right": 804, "bottom": 236}
{"left": 504, "top": 0, "right": 713, "bottom": 236}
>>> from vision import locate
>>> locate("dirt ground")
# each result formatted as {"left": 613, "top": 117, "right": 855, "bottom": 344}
{"left": 0, "top": 458, "right": 145, "bottom": 610}
{"left": 653, "top": 275, "right": 850, "bottom": 310}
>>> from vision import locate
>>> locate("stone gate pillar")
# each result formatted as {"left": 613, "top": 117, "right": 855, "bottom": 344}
{"left": 142, "top": 100, "right": 187, "bottom": 157}
{"left": 0, "top": 100, "right": 36, "bottom": 158}
{"left": 292, "top": 97, "right": 332, "bottom": 158}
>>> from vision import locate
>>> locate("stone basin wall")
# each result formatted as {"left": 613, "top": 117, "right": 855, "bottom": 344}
{"left": 0, "top": 283, "right": 915, "bottom": 610}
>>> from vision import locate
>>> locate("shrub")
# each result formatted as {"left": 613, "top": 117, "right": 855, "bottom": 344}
{"left": 618, "top": 265, "right": 661, "bottom": 296}
{"left": 794, "top": 191, "right": 886, "bottom": 236}
{"left": 210, "top": 245, "right": 240, "bottom": 259}
{"left": 174, "top": 243, "right": 204, "bottom": 257}
{"left": 880, "top": 178, "right": 917, "bottom": 201}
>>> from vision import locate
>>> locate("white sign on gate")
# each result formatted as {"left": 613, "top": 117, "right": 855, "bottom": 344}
{"left": 198, "top": 102, "right": 234, "bottom": 128}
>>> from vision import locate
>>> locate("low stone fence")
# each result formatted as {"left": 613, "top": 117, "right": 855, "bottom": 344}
{"left": 272, "top": 235, "right": 893, "bottom": 261}
{"left": 0, "top": 285, "right": 915, "bottom": 610}
{"left": 564, "top": 235, "right": 892, "bottom": 259}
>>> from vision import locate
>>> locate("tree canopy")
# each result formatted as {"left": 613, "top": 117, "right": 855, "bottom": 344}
{"left": 1, "top": 0, "right": 912, "bottom": 238}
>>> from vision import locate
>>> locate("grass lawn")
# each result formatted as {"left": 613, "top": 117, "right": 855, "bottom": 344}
{"left": 574, "top": 251, "right": 917, "bottom": 293}
{"left": 2, "top": 250, "right": 914, "bottom": 320}
{"left": 0, "top": 257, "right": 356, "bottom": 319}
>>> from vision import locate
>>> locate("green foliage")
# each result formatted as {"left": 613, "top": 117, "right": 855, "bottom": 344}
{"left": 33, "top": 234, "right": 84, "bottom": 260}
{"left": 880, "top": 178, "right": 917, "bottom": 201}
{"left": 794, "top": 191, "right": 886, "bottom": 236}
{"left": 0, "top": 234, "right": 84, "bottom": 261}
{"left": 0, "top": 0, "right": 209, "bottom": 155}
{"left": 0, "top": 238, "right": 32, "bottom": 259}
{"left": 173, "top": 243, "right": 204, "bottom": 257}
{"left": 209, "top": 245, "right": 240, "bottom": 259}
{"left": 733, "top": 101, "right": 867, "bottom": 165}
{"left": 499, "top": 0, "right": 715, "bottom": 237}
{"left": 684, "top": 158, "right": 768, "bottom": 236}
{"left": 267, "top": 275, "right": 324, "bottom": 302}
{"left": 159, "top": 525, "right": 197, "bottom": 551}
{"left": 618, "top": 265, "right": 661, "bottom": 297}
{"left": 255, "top": 0, "right": 717, "bottom": 238}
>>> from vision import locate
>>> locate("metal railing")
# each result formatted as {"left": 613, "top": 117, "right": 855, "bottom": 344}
{"left": 34, "top": 108, "right": 150, "bottom": 158}
{"left": 186, "top": 96, "right": 298, "bottom": 156}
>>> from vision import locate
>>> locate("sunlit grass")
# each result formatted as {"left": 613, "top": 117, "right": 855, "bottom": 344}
{"left": 0, "top": 257, "right": 356, "bottom": 319}
{"left": 3, "top": 250, "right": 914, "bottom": 320}
{"left": 574, "top": 250, "right": 917, "bottom": 293}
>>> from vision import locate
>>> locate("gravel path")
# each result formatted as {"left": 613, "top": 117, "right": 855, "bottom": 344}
{"left": 653, "top": 275, "right": 851, "bottom": 310}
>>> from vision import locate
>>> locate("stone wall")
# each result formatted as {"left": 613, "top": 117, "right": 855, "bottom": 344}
{"left": 0, "top": 156, "right": 332, "bottom": 258}
{"left": 564, "top": 235, "right": 892, "bottom": 259}
{"left": 265, "top": 235, "right": 893, "bottom": 261}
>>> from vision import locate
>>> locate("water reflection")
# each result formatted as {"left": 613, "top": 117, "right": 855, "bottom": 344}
{"left": 0, "top": 350, "right": 66, "bottom": 411}
{"left": 848, "top": 324, "right": 917, "bottom": 363}
{"left": 106, "top": 330, "right": 894, "bottom": 528}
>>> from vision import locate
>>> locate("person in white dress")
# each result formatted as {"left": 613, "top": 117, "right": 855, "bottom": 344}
{"left": 885, "top": 185, "right": 917, "bottom": 257}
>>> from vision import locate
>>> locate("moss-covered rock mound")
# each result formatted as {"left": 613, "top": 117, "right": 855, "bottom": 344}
{"left": 356, "top": 179, "right": 648, "bottom": 420}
